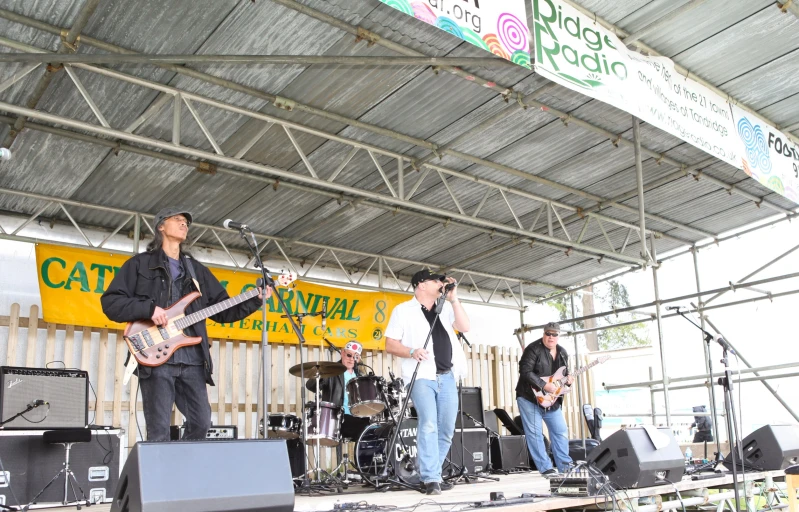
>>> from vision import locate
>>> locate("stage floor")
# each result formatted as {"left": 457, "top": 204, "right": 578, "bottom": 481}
{"left": 29, "top": 468, "right": 784, "bottom": 512}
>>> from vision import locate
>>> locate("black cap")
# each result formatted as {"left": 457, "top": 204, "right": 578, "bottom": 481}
{"left": 411, "top": 269, "right": 446, "bottom": 288}
{"left": 153, "top": 207, "right": 193, "bottom": 228}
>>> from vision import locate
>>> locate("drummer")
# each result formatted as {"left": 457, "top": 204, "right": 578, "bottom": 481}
{"left": 306, "top": 341, "right": 371, "bottom": 445}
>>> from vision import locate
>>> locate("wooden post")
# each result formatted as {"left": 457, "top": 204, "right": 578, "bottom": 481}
{"left": 5, "top": 303, "right": 20, "bottom": 366}
{"left": 45, "top": 322, "right": 56, "bottom": 367}
{"left": 26, "top": 304, "right": 39, "bottom": 367}
{"left": 112, "top": 335, "right": 125, "bottom": 428}
{"left": 96, "top": 329, "right": 109, "bottom": 424}
{"left": 244, "top": 341, "right": 254, "bottom": 438}
{"left": 231, "top": 340, "right": 241, "bottom": 435}
{"left": 64, "top": 325, "right": 75, "bottom": 368}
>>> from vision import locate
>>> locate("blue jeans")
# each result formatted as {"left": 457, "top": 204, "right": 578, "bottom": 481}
{"left": 517, "top": 396, "right": 572, "bottom": 472}
{"left": 139, "top": 363, "right": 211, "bottom": 442}
{"left": 409, "top": 371, "right": 458, "bottom": 483}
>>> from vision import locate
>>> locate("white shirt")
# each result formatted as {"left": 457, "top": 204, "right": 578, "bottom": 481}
{"left": 385, "top": 297, "right": 468, "bottom": 383}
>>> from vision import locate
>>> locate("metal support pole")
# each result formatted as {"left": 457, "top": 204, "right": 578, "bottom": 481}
{"left": 133, "top": 214, "right": 140, "bottom": 253}
{"left": 632, "top": 117, "right": 648, "bottom": 262}
{"left": 650, "top": 236, "right": 671, "bottom": 425}
{"left": 649, "top": 367, "right": 657, "bottom": 425}
{"left": 702, "top": 317, "right": 799, "bottom": 423}
{"left": 570, "top": 294, "right": 585, "bottom": 440}
{"left": 518, "top": 286, "right": 526, "bottom": 350}
{"left": 692, "top": 247, "right": 718, "bottom": 431}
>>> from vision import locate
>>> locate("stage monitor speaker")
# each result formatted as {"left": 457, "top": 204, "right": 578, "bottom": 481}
{"left": 723, "top": 424, "right": 799, "bottom": 470}
{"left": 446, "top": 429, "right": 488, "bottom": 475}
{"left": 587, "top": 427, "right": 684, "bottom": 488}
{"left": 0, "top": 366, "right": 88, "bottom": 429}
{"left": 110, "top": 440, "right": 294, "bottom": 512}
{"left": 455, "top": 387, "right": 484, "bottom": 429}
{"left": 491, "top": 435, "right": 530, "bottom": 471}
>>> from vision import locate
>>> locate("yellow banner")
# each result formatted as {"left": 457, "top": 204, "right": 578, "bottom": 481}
{"left": 35, "top": 243, "right": 409, "bottom": 349}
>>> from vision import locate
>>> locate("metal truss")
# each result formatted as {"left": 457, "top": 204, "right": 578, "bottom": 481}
{"left": 0, "top": 187, "right": 536, "bottom": 310}
{"left": 0, "top": 36, "right": 662, "bottom": 267}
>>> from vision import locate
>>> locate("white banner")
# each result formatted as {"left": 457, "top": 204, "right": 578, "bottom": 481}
{"left": 730, "top": 106, "right": 799, "bottom": 203}
{"left": 530, "top": 0, "right": 742, "bottom": 168}
{"left": 379, "top": 0, "right": 531, "bottom": 67}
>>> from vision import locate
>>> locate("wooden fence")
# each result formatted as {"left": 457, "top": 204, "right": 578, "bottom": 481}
{"left": 0, "top": 304, "right": 595, "bottom": 466}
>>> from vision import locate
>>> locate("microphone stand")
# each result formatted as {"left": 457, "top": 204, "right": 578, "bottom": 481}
{"left": 0, "top": 402, "right": 45, "bottom": 427}
{"left": 377, "top": 288, "right": 449, "bottom": 492}
{"left": 236, "top": 227, "right": 315, "bottom": 494}
{"left": 671, "top": 308, "right": 724, "bottom": 468}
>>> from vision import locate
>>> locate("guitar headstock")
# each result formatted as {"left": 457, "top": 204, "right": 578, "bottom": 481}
{"left": 596, "top": 355, "right": 611, "bottom": 364}
{"left": 275, "top": 272, "right": 297, "bottom": 287}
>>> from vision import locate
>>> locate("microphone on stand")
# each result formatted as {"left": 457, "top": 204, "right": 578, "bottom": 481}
{"left": 666, "top": 305, "right": 682, "bottom": 311}
{"left": 456, "top": 331, "right": 471, "bottom": 347}
{"left": 28, "top": 399, "right": 47, "bottom": 408}
{"left": 323, "top": 337, "right": 339, "bottom": 354}
{"left": 716, "top": 336, "right": 736, "bottom": 356}
{"left": 222, "top": 219, "right": 250, "bottom": 231}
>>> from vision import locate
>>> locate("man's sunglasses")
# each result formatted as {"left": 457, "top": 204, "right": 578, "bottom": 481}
{"left": 544, "top": 332, "right": 559, "bottom": 337}
{"left": 343, "top": 352, "right": 357, "bottom": 358}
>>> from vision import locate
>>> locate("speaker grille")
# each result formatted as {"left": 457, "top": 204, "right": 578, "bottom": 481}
{"left": 0, "top": 367, "right": 88, "bottom": 429}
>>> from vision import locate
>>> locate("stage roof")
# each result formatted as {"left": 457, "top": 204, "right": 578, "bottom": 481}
{"left": 0, "top": 0, "right": 797, "bottom": 304}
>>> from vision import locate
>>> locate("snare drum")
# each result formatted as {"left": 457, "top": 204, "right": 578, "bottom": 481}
{"left": 265, "top": 413, "right": 301, "bottom": 439}
{"left": 305, "top": 401, "right": 341, "bottom": 446}
{"left": 346, "top": 376, "right": 386, "bottom": 417}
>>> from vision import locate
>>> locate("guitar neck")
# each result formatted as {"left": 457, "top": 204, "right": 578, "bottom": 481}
{"left": 174, "top": 288, "right": 260, "bottom": 329}
{"left": 564, "top": 359, "right": 601, "bottom": 381}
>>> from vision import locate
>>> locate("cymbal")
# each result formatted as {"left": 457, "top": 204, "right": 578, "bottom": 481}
{"left": 288, "top": 360, "right": 347, "bottom": 379}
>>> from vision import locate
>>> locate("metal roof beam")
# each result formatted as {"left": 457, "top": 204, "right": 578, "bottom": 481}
{"left": 622, "top": 0, "right": 710, "bottom": 45}
{"left": 0, "top": 53, "right": 514, "bottom": 67}
{"left": 0, "top": 187, "right": 551, "bottom": 297}
{"left": 0, "top": 13, "right": 715, "bottom": 245}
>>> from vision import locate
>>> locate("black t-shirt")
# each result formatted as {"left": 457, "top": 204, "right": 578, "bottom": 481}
{"left": 421, "top": 304, "right": 452, "bottom": 373}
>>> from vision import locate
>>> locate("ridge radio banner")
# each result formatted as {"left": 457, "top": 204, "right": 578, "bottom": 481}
{"left": 35, "top": 244, "right": 409, "bottom": 349}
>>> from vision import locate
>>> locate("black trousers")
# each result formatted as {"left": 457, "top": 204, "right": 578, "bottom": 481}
{"left": 138, "top": 363, "right": 211, "bottom": 442}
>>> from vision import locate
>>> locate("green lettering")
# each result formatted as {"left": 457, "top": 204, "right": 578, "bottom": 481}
{"left": 41, "top": 257, "right": 66, "bottom": 288}
{"left": 346, "top": 299, "right": 360, "bottom": 321}
{"left": 64, "top": 262, "right": 90, "bottom": 292}
{"left": 219, "top": 280, "right": 229, "bottom": 290}
{"left": 239, "top": 318, "right": 251, "bottom": 329}
{"left": 91, "top": 264, "right": 114, "bottom": 293}
{"left": 534, "top": 22, "right": 560, "bottom": 71}
{"left": 295, "top": 291, "right": 314, "bottom": 313}
{"left": 329, "top": 298, "right": 344, "bottom": 319}
{"left": 251, "top": 319, "right": 263, "bottom": 330}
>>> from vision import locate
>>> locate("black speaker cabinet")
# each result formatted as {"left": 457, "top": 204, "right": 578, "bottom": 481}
{"left": 723, "top": 425, "right": 799, "bottom": 470}
{"left": 0, "top": 366, "right": 88, "bottom": 429}
{"left": 491, "top": 435, "right": 530, "bottom": 470}
{"left": 455, "top": 387, "right": 484, "bottom": 429}
{"left": 446, "top": 429, "right": 489, "bottom": 475}
{"left": 569, "top": 438, "right": 601, "bottom": 461}
{"left": 0, "top": 429, "right": 122, "bottom": 507}
{"left": 588, "top": 427, "right": 684, "bottom": 488}
{"left": 169, "top": 425, "right": 238, "bottom": 441}
{"left": 111, "top": 440, "right": 294, "bottom": 512}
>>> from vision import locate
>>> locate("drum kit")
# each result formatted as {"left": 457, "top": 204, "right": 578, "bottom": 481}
{"left": 263, "top": 358, "right": 420, "bottom": 490}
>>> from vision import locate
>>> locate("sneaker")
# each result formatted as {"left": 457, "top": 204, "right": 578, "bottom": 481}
{"left": 541, "top": 468, "right": 560, "bottom": 478}
{"left": 425, "top": 482, "right": 442, "bottom": 495}
{"left": 440, "top": 480, "right": 454, "bottom": 491}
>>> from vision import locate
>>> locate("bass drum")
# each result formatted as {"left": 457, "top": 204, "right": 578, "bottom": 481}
{"left": 355, "top": 419, "right": 420, "bottom": 485}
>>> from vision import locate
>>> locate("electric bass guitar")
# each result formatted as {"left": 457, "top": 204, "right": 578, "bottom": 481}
{"left": 122, "top": 273, "right": 295, "bottom": 376}
{"left": 533, "top": 355, "right": 611, "bottom": 408}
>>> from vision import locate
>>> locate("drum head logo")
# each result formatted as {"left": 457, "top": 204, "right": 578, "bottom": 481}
{"left": 372, "top": 328, "right": 383, "bottom": 340}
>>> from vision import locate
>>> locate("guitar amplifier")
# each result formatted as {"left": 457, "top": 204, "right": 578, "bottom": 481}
{"left": 0, "top": 366, "right": 88, "bottom": 429}
{"left": 170, "top": 425, "right": 238, "bottom": 440}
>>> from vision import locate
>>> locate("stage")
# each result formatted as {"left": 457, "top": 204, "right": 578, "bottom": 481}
{"left": 30, "top": 468, "right": 787, "bottom": 512}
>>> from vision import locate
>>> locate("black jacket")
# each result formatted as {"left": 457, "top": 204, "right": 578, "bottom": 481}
{"left": 305, "top": 361, "right": 364, "bottom": 408}
{"left": 101, "top": 249, "right": 261, "bottom": 384}
{"left": 515, "top": 338, "right": 570, "bottom": 409}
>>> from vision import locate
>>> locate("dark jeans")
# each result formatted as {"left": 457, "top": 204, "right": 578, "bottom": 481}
{"left": 139, "top": 363, "right": 211, "bottom": 442}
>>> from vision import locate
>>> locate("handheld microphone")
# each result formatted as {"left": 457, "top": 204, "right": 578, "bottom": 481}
{"left": 441, "top": 282, "right": 456, "bottom": 295}
{"left": 457, "top": 331, "right": 471, "bottom": 347}
{"left": 222, "top": 219, "right": 250, "bottom": 231}
{"left": 321, "top": 297, "right": 328, "bottom": 332}
{"left": 29, "top": 399, "right": 46, "bottom": 408}
{"left": 716, "top": 336, "right": 736, "bottom": 355}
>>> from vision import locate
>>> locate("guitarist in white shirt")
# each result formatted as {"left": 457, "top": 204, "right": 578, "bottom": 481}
{"left": 515, "top": 322, "right": 574, "bottom": 478}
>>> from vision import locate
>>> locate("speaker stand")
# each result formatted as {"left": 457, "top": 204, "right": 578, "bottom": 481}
{"left": 22, "top": 442, "right": 89, "bottom": 511}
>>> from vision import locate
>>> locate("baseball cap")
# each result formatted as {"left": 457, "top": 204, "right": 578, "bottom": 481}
{"left": 154, "top": 207, "right": 193, "bottom": 228}
{"left": 544, "top": 322, "right": 561, "bottom": 333}
{"left": 411, "top": 269, "right": 446, "bottom": 288}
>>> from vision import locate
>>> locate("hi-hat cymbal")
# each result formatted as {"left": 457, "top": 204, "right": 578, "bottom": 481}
{"left": 288, "top": 360, "right": 347, "bottom": 379}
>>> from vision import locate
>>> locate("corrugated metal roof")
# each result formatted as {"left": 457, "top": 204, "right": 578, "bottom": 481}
{"left": 0, "top": 0, "right": 796, "bottom": 302}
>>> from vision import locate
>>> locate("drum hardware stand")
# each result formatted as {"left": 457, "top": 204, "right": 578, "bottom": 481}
{"left": 237, "top": 225, "right": 316, "bottom": 494}
{"left": 378, "top": 286, "right": 450, "bottom": 493}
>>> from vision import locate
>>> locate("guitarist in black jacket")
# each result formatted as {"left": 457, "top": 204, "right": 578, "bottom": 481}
{"left": 515, "top": 322, "right": 574, "bottom": 478}
{"left": 101, "top": 207, "right": 268, "bottom": 442}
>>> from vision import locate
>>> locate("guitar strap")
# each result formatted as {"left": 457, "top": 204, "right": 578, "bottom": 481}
{"left": 182, "top": 254, "right": 202, "bottom": 296}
